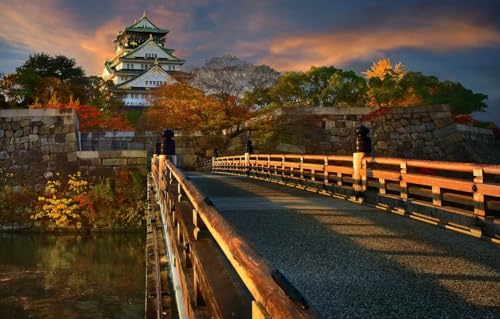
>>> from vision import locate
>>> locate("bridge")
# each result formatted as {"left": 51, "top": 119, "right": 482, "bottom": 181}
{"left": 145, "top": 147, "right": 500, "bottom": 318}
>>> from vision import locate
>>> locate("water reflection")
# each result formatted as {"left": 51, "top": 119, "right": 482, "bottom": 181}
{"left": 0, "top": 233, "right": 145, "bottom": 319}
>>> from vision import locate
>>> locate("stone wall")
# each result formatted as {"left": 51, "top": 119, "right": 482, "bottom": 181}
{"left": 0, "top": 109, "right": 79, "bottom": 189}
{"left": 80, "top": 131, "right": 156, "bottom": 151}
{"left": 80, "top": 130, "right": 225, "bottom": 169}
{"left": 77, "top": 150, "right": 147, "bottom": 182}
{"left": 227, "top": 105, "right": 499, "bottom": 163}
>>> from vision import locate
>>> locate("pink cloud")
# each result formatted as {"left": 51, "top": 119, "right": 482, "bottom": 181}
{"left": 255, "top": 19, "right": 500, "bottom": 71}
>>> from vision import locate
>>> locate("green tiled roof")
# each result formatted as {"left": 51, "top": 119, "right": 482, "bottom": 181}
{"left": 125, "top": 27, "right": 169, "bottom": 33}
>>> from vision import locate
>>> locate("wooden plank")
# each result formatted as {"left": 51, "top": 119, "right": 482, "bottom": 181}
{"left": 365, "top": 169, "right": 400, "bottom": 181}
{"left": 403, "top": 173, "right": 473, "bottom": 193}
{"left": 324, "top": 165, "right": 353, "bottom": 175}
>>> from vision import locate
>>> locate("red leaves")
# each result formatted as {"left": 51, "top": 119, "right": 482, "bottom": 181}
{"left": 76, "top": 105, "right": 133, "bottom": 132}
{"left": 43, "top": 102, "right": 133, "bottom": 132}
{"left": 362, "top": 107, "right": 390, "bottom": 122}
{"left": 453, "top": 114, "right": 473, "bottom": 124}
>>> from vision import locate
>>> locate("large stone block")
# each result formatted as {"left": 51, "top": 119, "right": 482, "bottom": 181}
{"left": 20, "top": 119, "right": 31, "bottom": 127}
{"left": 99, "top": 151, "right": 123, "bottom": 158}
{"left": 67, "top": 152, "right": 77, "bottom": 162}
{"left": 49, "top": 144, "right": 64, "bottom": 153}
{"left": 76, "top": 151, "right": 99, "bottom": 159}
{"left": 14, "top": 129, "right": 23, "bottom": 137}
{"left": 102, "top": 158, "right": 127, "bottom": 166}
{"left": 79, "top": 158, "right": 101, "bottom": 166}
{"left": 121, "top": 150, "right": 147, "bottom": 158}
{"left": 127, "top": 157, "right": 147, "bottom": 165}
{"left": 65, "top": 133, "right": 76, "bottom": 143}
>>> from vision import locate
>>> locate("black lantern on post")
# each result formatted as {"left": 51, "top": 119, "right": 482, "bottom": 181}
{"left": 161, "top": 129, "right": 175, "bottom": 156}
{"left": 355, "top": 125, "right": 371, "bottom": 154}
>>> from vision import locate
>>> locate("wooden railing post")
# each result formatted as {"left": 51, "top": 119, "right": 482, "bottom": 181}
{"left": 473, "top": 168, "right": 485, "bottom": 218}
{"left": 400, "top": 161, "right": 408, "bottom": 201}
{"left": 323, "top": 157, "right": 328, "bottom": 186}
{"left": 245, "top": 152, "right": 250, "bottom": 175}
{"left": 158, "top": 154, "right": 167, "bottom": 202}
{"left": 281, "top": 155, "right": 286, "bottom": 178}
{"left": 352, "top": 152, "right": 365, "bottom": 200}
{"left": 300, "top": 157, "right": 304, "bottom": 180}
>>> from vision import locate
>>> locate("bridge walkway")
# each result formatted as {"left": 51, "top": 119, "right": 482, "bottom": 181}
{"left": 187, "top": 172, "right": 500, "bottom": 319}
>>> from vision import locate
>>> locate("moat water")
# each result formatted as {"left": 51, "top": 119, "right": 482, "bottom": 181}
{"left": 0, "top": 233, "right": 145, "bottom": 319}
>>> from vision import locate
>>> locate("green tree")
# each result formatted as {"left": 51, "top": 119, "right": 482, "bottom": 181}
{"left": 7, "top": 53, "right": 88, "bottom": 107}
{"left": 322, "top": 70, "right": 368, "bottom": 107}
{"left": 268, "top": 71, "right": 309, "bottom": 107}
{"left": 423, "top": 79, "right": 487, "bottom": 114}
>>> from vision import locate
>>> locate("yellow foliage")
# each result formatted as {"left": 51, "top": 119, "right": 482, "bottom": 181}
{"left": 363, "top": 58, "right": 406, "bottom": 80}
{"left": 32, "top": 172, "right": 88, "bottom": 228}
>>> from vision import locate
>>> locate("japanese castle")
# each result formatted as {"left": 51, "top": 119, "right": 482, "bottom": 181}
{"left": 101, "top": 12, "right": 188, "bottom": 108}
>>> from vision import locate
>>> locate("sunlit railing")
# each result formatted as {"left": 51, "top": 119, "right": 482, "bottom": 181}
{"left": 151, "top": 155, "right": 317, "bottom": 319}
{"left": 213, "top": 153, "right": 500, "bottom": 239}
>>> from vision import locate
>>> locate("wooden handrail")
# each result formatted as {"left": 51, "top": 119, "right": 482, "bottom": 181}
{"left": 365, "top": 156, "right": 500, "bottom": 173}
{"left": 212, "top": 153, "right": 500, "bottom": 222}
{"left": 159, "top": 158, "right": 316, "bottom": 319}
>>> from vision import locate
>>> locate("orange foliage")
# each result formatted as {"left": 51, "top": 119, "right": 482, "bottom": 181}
{"left": 39, "top": 96, "right": 133, "bottom": 132}
{"left": 144, "top": 83, "right": 249, "bottom": 133}
{"left": 363, "top": 58, "right": 406, "bottom": 80}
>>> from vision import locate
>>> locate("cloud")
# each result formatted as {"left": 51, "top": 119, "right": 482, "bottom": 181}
{"left": 255, "top": 18, "right": 500, "bottom": 71}
{"left": 0, "top": 0, "right": 126, "bottom": 75}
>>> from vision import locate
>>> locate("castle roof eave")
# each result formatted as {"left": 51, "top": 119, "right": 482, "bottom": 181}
{"left": 120, "top": 37, "right": 183, "bottom": 61}
{"left": 125, "top": 27, "right": 169, "bottom": 34}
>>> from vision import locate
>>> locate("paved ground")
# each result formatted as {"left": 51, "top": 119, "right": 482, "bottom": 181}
{"left": 187, "top": 173, "right": 500, "bottom": 319}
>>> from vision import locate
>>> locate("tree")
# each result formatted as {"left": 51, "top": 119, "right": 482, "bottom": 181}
{"left": 6, "top": 53, "right": 88, "bottom": 107}
{"left": 428, "top": 80, "right": 487, "bottom": 114}
{"left": 268, "top": 71, "right": 309, "bottom": 107}
{"left": 364, "top": 58, "right": 423, "bottom": 107}
{"left": 249, "top": 66, "right": 365, "bottom": 108}
{"left": 191, "top": 55, "right": 279, "bottom": 110}
{"left": 144, "top": 83, "right": 249, "bottom": 133}
{"left": 363, "top": 58, "right": 406, "bottom": 81}
{"left": 322, "top": 70, "right": 368, "bottom": 107}
{"left": 85, "top": 76, "right": 124, "bottom": 112}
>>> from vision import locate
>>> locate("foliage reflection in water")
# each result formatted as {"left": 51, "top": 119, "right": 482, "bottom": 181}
{"left": 0, "top": 233, "right": 145, "bottom": 318}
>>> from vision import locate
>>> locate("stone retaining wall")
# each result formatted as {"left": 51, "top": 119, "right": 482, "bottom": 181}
{"left": 77, "top": 150, "right": 147, "bottom": 182}
{"left": 0, "top": 109, "right": 79, "bottom": 188}
{"left": 226, "top": 105, "right": 499, "bottom": 163}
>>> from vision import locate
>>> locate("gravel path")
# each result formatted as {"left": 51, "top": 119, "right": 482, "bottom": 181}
{"left": 188, "top": 173, "right": 500, "bottom": 319}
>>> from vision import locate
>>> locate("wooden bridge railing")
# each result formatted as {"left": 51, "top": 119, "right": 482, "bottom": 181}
{"left": 151, "top": 154, "right": 318, "bottom": 319}
{"left": 212, "top": 153, "right": 500, "bottom": 239}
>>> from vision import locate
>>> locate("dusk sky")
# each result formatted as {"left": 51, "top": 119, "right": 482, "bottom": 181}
{"left": 0, "top": 0, "right": 499, "bottom": 123}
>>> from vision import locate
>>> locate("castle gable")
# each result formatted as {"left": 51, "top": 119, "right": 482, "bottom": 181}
{"left": 118, "top": 66, "right": 176, "bottom": 89}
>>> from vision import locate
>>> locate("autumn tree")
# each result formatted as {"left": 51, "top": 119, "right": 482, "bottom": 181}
{"left": 362, "top": 58, "right": 420, "bottom": 107}
{"left": 191, "top": 55, "right": 279, "bottom": 111}
{"left": 363, "top": 58, "right": 488, "bottom": 113}
{"left": 144, "top": 83, "right": 249, "bottom": 133}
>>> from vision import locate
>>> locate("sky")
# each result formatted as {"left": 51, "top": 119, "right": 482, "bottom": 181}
{"left": 0, "top": 0, "right": 499, "bottom": 123}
